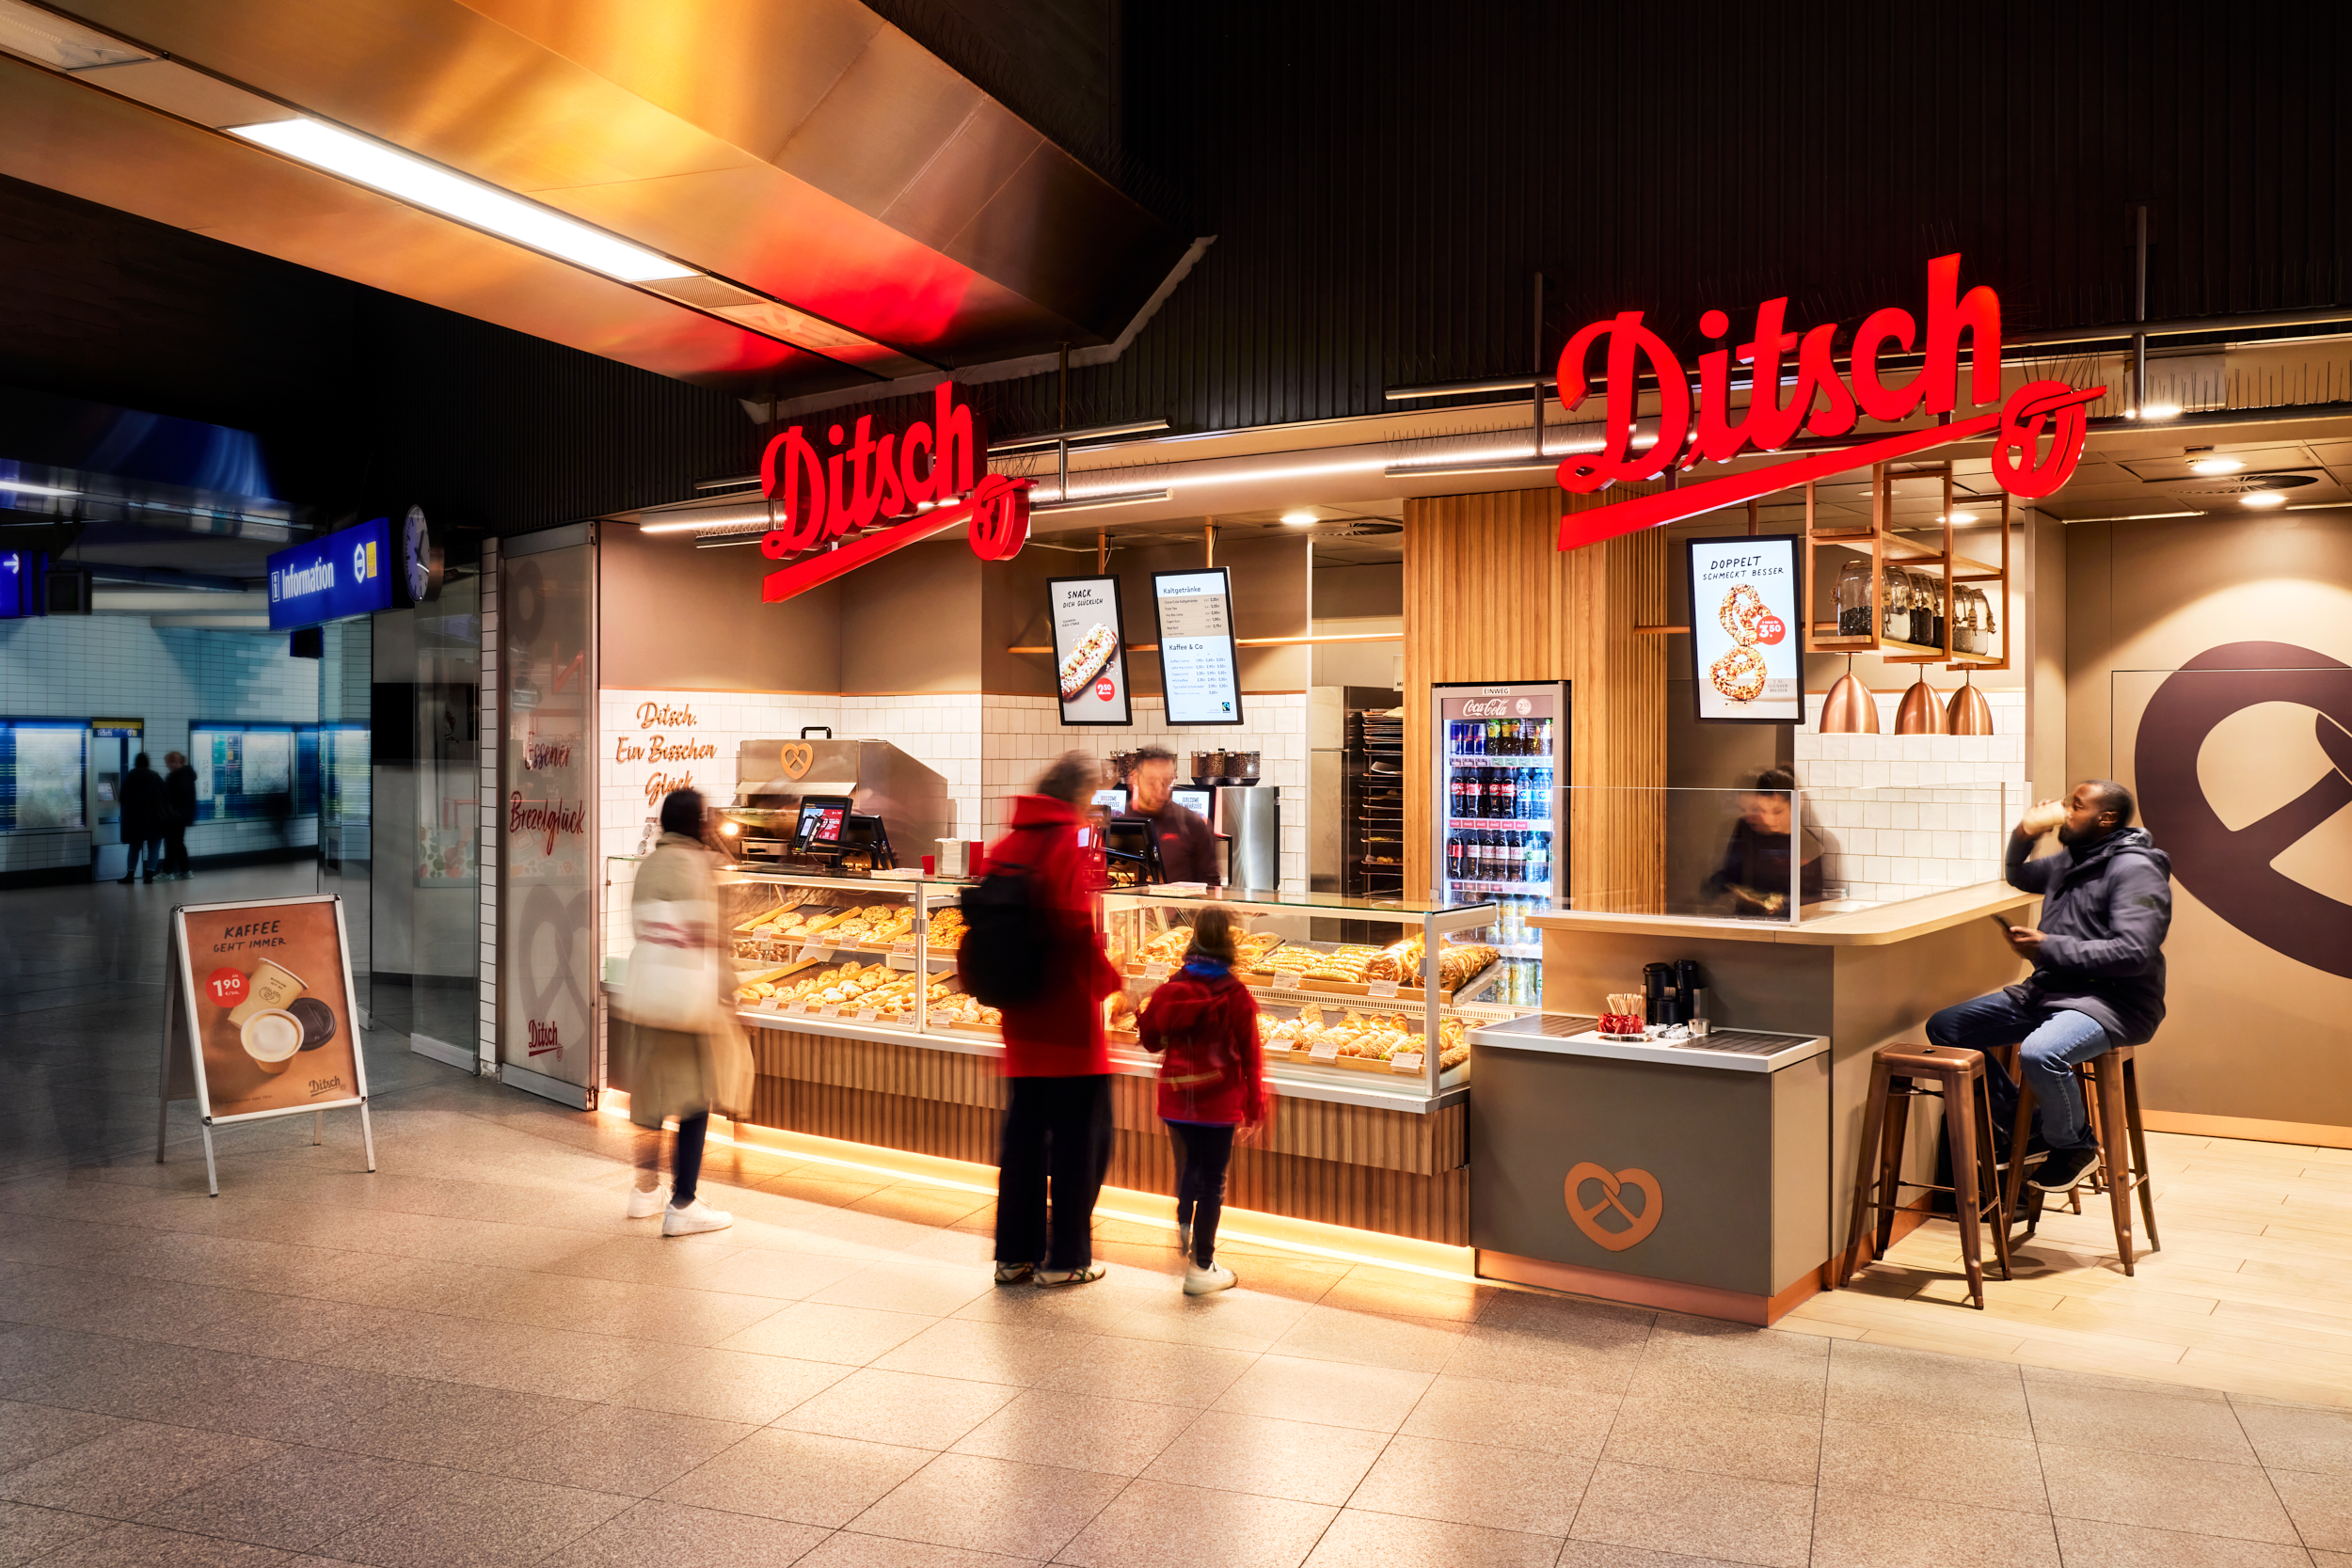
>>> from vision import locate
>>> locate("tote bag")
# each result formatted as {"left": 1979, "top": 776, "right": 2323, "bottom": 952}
{"left": 626, "top": 898, "right": 722, "bottom": 1032}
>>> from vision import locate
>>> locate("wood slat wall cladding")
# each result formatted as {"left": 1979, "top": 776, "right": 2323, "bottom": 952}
{"left": 1402, "top": 487, "right": 1671, "bottom": 911}
{"left": 745, "top": 1025, "right": 1470, "bottom": 1243}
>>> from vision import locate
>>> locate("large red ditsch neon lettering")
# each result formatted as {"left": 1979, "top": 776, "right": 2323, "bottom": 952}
{"left": 1553, "top": 254, "right": 2103, "bottom": 550}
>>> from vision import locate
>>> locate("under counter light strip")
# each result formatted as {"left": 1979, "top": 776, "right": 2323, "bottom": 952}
{"left": 596, "top": 1101, "right": 1483, "bottom": 1284}
{"left": 228, "top": 119, "right": 697, "bottom": 284}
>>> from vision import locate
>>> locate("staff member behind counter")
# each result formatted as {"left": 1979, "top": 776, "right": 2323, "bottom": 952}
{"left": 1121, "top": 746, "right": 1221, "bottom": 883}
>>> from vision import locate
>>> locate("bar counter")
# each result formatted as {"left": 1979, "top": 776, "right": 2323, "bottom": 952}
{"left": 1468, "top": 881, "right": 2037, "bottom": 1323}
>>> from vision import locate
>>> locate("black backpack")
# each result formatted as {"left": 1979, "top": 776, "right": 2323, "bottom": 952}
{"left": 957, "top": 829, "right": 1052, "bottom": 1006}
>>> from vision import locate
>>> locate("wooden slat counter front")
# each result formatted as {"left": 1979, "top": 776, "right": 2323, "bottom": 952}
{"left": 1484, "top": 882, "right": 2036, "bottom": 1323}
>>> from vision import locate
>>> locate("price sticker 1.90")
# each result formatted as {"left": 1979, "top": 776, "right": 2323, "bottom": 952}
{"left": 204, "top": 967, "right": 249, "bottom": 1009}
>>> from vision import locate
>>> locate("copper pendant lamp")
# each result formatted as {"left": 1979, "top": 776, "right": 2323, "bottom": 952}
{"left": 1819, "top": 657, "right": 1880, "bottom": 734}
{"left": 1947, "top": 673, "right": 1995, "bottom": 735}
{"left": 1894, "top": 674, "right": 1947, "bottom": 735}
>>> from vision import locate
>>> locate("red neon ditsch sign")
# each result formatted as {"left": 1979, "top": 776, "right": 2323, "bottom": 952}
{"left": 757, "top": 382, "right": 1033, "bottom": 602}
{"left": 1553, "top": 254, "right": 2104, "bottom": 551}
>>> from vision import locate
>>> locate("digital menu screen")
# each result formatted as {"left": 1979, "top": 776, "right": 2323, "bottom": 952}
{"left": 1685, "top": 535, "right": 1804, "bottom": 724}
{"left": 796, "top": 798, "right": 850, "bottom": 848}
{"left": 1047, "top": 576, "right": 1133, "bottom": 726}
{"left": 1152, "top": 568, "right": 1243, "bottom": 726}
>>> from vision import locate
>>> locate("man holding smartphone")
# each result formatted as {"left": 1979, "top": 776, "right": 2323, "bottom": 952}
{"left": 1927, "top": 781, "right": 2173, "bottom": 1194}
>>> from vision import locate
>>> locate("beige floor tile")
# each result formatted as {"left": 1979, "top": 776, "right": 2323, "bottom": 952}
{"left": 799, "top": 1530, "right": 1045, "bottom": 1567}
{"left": 484, "top": 1402, "right": 758, "bottom": 1496}
{"left": 1810, "top": 1485, "right": 2059, "bottom": 1568}
{"left": 870, "top": 1318, "right": 1094, "bottom": 1387}
{"left": 1056, "top": 1478, "right": 1337, "bottom": 1568}
{"left": 2054, "top": 1515, "right": 2321, "bottom": 1567}
{"left": 2024, "top": 1379, "right": 2261, "bottom": 1464}
{"left": 325, "top": 1312, "right": 696, "bottom": 1402}
{"left": 0, "top": 1419, "right": 280, "bottom": 1518}
{"left": 2268, "top": 1467, "right": 2352, "bottom": 1552}
{"left": 315, "top": 1378, "right": 591, "bottom": 1470}
{"left": 1105, "top": 1287, "right": 1316, "bottom": 1354}
{"left": 772, "top": 1367, "right": 1017, "bottom": 1449}
{"left": 1213, "top": 1354, "right": 1432, "bottom": 1433}
{"left": 1032, "top": 1336, "right": 1261, "bottom": 1408}
{"left": 1399, "top": 1373, "right": 1617, "bottom": 1457}
{"left": 537, "top": 1498, "right": 833, "bottom": 1568}
{"left": 810, "top": 1260, "right": 997, "bottom": 1317}
{"left": 0, "top": 1499, "right": 110, "bottom": 1565}
{"left": 951, "top": 1389, "right": 1200, "bottom": 1477}
{"left": 1268, "top": 1305, "right": 1468, "bottom": 1374}
{"left": 135, "top": 1445, "right": 442, "bottom": 1552}
{"left": 1553, "top": 1544, "right": 1756, "bottom": 1568}
{"left": 673, "top": 1248, "right": 870, "bottom": 1301}
{"left": 714, "top": 1301, "right": 935, "bottom": 1366}
{"left": 655, "top": 1428, "right": 930, "bottom": 1528}
{"left": 1349, "top": 1433, "right": 1592, "bottom": 1537}
{"left": 849, "top": 1450, "right": 1125, "bottom": 1560}
{"left": 9, "top": 1518, "right": 291, "bottom": 1567}
{"left": 1318, "top": 1272, "right": 1502, "bottom": 1326}
{"left": 1618, "top": 1337, "right": 1828, "bottom": 1418}
{"left": 1204, "top": 1257, "right": 1351, "bottom": 1307}
{"left": 1599, "top": 1396, "right": 1821, "bottom": 1486}
{"left": 843, "top": 1185, "right": 993, "bottom": 1227}
{"left": 2018, "top": 1362, "right": 2231, "bottom": 1403}
{"left": 1824, "top": 1338, "right": 2033, "bottom": 1437}
{"left": 606, "top": 1346, "right": 850, "bottom": 1426}
{"left": 2038, "top": 1444, "right": 2299, "bottom": 1544}
{"left": 312, "top": 1469, "right": 631, "bottom": 1567}
{"left": 0, "top": 1399, "right": 122, "bottom": 1471}
{"left": 888, "top": 1226, "right": 997, "bottom": 1268}
{"left": 1817, "top": 1418, "right": 2048, "bottom": 1512}
{"left": 1301, "top": 1507, "right": 1560, "bottom": 1567}
{"left": 2233, "top": 1399, "right": 2352, "bottom": 1472}
{"left": 953, "top": 1275, "right": 1168, "bottom": 1333}
{"left": 1140, "top": 1409, "right": 1388, "bottom": 1506}
{"left": 1440, "top": 1324, "right": 1648, "bottom": 1398}
{"left": 1567, "top": 1461, "right": 1815, "bottom": 1568}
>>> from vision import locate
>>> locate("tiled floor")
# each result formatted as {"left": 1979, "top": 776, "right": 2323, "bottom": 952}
{"left": 8, "top": 872, "right": 2352, "bottom": 1565}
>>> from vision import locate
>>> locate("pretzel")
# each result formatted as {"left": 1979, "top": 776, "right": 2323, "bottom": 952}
{"left": 1709, "top": 643, "right": 1768, "bottom": 703}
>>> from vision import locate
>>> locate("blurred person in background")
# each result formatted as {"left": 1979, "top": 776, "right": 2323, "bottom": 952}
{"left": 619, "top": 786, "right": 754, "bottom": 1236}
{"left": 984, "top": 752, "right": 1125, "bottom": 1287}
{"left": 118, "top": 752, "right": 166, "bottom": 884}
{"left": 1136, "top": 905, "right": 1267, "bottom": 1295}
{"left": 1703, "top": 767, "right": 1825, "bottom": 915}
{"left": 1123, "top": 745, "right": 1219, "bottom": 883}
{"left": 161, "top": 752, "right": 197, "bottom": 879}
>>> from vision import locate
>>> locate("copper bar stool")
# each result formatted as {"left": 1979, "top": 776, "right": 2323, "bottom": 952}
{"left": 1839, "top": 1043, "right": 2012, "bottom": 1308}
{"left": 2000, "top": 1044, "right": 2158, "bottom": 1274}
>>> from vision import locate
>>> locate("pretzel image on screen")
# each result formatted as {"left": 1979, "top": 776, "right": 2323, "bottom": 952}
{"left": 1709, "top": 582, "right": 1772, "bottom": 702}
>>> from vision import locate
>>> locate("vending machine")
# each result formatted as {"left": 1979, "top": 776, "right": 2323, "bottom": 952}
{"left": 1430, "top": 681, "right": 1568, "bottom": 1005}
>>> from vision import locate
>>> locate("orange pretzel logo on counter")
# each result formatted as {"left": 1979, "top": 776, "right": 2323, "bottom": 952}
{"left": 779, "top": 742, "right": 814, "bottom": 780}
{"left": 1565, "top": 1162, "right": 1664, "bottom": 1252}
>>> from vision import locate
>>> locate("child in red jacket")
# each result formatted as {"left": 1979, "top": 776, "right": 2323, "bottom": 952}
{"left": 1136, "top": 907, "right": 1267, "bottom": 1295}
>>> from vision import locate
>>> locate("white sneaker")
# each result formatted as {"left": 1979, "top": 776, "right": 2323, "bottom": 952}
{"left": 1183, "top": 1262, "right": 1235, "bottom": 1296}
{"left": 662, "top": 1198, "right": 733, "bottom": 1236}
{"left": 627, "top": 1183, "right": 670, "bottom": 1219}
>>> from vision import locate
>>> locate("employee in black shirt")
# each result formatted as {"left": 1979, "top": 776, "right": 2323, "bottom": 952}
{"left": 1124, "top": 746, "right": 1221, "bottom": 883}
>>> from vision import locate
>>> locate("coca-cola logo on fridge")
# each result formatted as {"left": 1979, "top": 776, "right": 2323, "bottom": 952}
{"left": 1460, "top": 698, "right": 1512, "bottom": 718}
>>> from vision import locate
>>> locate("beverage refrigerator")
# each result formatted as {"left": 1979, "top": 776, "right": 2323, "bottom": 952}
{"left": 1430, "top": 680, "right": 1568, "bottom": 1006}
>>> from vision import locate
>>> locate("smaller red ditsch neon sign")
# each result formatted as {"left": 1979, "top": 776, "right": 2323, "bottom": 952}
{"left": 757, "top": 382, "right": 1033, "bottom": 602}
{"left": 1554, "top": 254, "right": 2105, "bottom": 551}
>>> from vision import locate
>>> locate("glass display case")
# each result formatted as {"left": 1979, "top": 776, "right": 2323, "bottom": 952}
{"left": 602, "top": 861, "right": 1539, "bottom": 1109}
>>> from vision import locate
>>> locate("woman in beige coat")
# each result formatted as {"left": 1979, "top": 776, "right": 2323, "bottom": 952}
{"left": 622, "top": 788, "right": 752, "bottom": 1236}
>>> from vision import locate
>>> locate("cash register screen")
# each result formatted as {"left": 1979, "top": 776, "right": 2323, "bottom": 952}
{"left": 794, "top": 796, "right": 852, "bottom": 849}
{"left": 1171, "top": 787, "right": 1213, "bottom": 817}
{"left": 1092, "top": 787, "right": 1128, "bottom": 813}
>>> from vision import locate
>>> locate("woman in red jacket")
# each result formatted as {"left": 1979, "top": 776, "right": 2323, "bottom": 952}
{"left": 1136, "top": 906, "right": 1267, "bottom": 1295}
{"left": 985, "top": 753, "right": 1127, "bottom": 1287}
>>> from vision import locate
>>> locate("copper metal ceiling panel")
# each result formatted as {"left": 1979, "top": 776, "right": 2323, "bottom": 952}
{"left": 0, "top": 54, "right": 855, "bottom": 392}
{"left": 55, "top": 0, "right": 1184, "bottom": 373}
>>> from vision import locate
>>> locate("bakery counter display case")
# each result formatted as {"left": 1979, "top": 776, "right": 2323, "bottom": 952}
{"left": 1100, "top": 886, "right": 1531, "bottom": 1103}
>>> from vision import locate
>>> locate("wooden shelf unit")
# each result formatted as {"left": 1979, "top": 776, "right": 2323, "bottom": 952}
{"left": 1801, "top": 462, "right": 2010, "bottom": 673}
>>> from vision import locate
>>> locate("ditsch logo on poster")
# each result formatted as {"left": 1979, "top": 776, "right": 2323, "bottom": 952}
{"left": 1552, "top": 254, "right": 2105, "bottom": 551}
{"left": 757, "top": 382, "right": 1034, "bottom": 603}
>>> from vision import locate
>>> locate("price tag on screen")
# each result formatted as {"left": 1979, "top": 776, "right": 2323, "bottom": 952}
{"left": 1390, "top": 1052, "right": 1425, "bottom": 1073}
{"left": 203, "top": 967, "right": 248, "bottom": 1009}
{"left": 1366, "top": 979, "right": 1400, "bottom": 999}
{"left": 1309, "top": 1040, "right": 1341, "bottom": 1062}
{"left": 1144, "top": 961, "right": 1170, "bottom": 980}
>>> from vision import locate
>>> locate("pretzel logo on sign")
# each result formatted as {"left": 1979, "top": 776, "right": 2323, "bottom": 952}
{"left": 1565, "top": 1162, "right": 1665, "bottom": 1252}
{"left": 780, "top": 742, "right": 814, "bottom": 780}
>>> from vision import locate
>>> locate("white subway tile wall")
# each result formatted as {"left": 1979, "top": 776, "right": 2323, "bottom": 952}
{"left": 0, "top": 616, "right": 325, "bottom": 874}
{"left": 1795, "top": 688, "right": 2026, "bottom": 904}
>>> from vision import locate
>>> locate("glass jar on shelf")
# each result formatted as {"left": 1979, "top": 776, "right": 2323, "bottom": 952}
{"left": 1881, "top": 566, "right": 1913, "bottom": 643}
{"left": 1835, "top": 557, "right": 1875, "bottom": 637}
{"left": 1915, "top": 569, "right": 1946, "bottom": 649}
{"left": 1953, "top": 585, "right": 1983, "bottom": 655}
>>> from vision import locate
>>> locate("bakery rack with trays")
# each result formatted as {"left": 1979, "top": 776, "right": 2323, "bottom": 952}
{"left": 1098, "top": 883, "right": 1535, "bottom": 1098}
{"left": 1344, "top": 705, "right": 1405, "bottom": 898}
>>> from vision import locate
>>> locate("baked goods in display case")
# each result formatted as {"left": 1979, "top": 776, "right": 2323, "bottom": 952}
{"left": 1262, "top": 1006, "right": 1472, "bottom": 1071}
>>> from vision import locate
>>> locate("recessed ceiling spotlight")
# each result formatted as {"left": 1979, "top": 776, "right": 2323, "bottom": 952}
{"left": 2187, "top": 452, "right": 2243, "bottom": 475}
{"left": 2241, "top": 491, "right": 2288, "bottom": 508}
{"left": 1280, "top": 510, "right": 1317, "bottom": 527}
{"left": 228, "top": 119, "right": 697, "bottom": 283}
{"left": 1940, "top": 512, "right": 1975, "bottom": 525}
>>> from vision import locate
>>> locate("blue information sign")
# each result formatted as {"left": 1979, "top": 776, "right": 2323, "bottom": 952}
{"left": 267, "top": 516, "right": 396, "bottom": 630}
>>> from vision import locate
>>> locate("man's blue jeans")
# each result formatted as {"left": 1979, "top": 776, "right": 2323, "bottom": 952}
{"left": 1926, "top": 992, "right": 2112, "bottom": 1152}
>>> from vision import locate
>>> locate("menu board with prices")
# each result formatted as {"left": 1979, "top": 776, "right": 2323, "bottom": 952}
{"left": 1686, "top": 535, "right": 1804, "bottom": 723}
{"left": 188, "top": 723, "right": 323, "bottom": 823}
{"left": 1152, "top": 569, "right": 1244, "bottom": 726}
{"left": 1048, "top": 576, "right": 1133, "bottom": 726}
